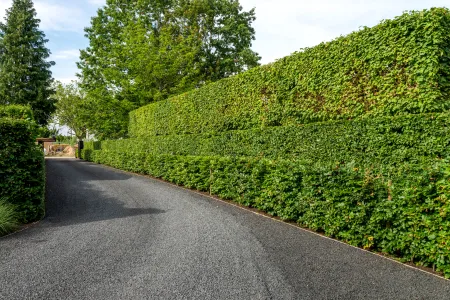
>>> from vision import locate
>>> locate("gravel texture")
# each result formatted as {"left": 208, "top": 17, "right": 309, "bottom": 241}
{"left": 1, "top": 158, "right": 449, "bottom": 299}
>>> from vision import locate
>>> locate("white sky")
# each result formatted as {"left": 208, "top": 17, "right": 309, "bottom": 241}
{"left": 0, "top": 0, "right": 449, "bottom": 82}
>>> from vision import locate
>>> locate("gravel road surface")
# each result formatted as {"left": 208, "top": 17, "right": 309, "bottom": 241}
{"left": 1, "top": 158, "right": 449, "bottom": 299}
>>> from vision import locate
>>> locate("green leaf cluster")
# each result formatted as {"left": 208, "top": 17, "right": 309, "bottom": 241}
{"left": 129, "top": 8, "right": 450, "bottom": 138}
{"left": 53, "top": 81, "right": 89, "bottom": 140}
{"left": 94, "top": 113, "right": 450, "bottom": 168}
{"left": 0, "top": 105, "right": 45, "bottom": 223}
{"left": 0, "top": 104, "right": 34, "bottom": 120}
{"left": 0, "top": 200, "right": 19, "bottom": 236}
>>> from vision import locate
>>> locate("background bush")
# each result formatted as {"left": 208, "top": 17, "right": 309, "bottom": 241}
{"left": 0, "top": 106, "right": 45, "bottom": 224}
{"left": 129, "top": 8, "right": 450, "bottom": 138}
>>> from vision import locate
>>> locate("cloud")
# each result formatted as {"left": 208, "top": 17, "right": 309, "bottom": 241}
{"left": 0, "top": 0, "right": 96, "bottom": 33}
{"left": 34, "top": 1, "right": 89, "bottom": 32}
{"left": 51, "top": 49, "right": 80, "bottom": 60}
{"left": 57, "top": 77, "right": 78, "bottom": 84}
{"left": 87, "top": 0, "right": 105, "bottom": 5}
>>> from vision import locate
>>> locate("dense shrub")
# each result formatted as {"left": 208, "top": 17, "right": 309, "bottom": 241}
{"left": 129, "top": 8, "right": 450, "bottom": 138}
{"left": 0, "top": 109, "right": 45, "bottom": 223}
{"left": 81, "top": 148, "right": 450, "bottom": 277}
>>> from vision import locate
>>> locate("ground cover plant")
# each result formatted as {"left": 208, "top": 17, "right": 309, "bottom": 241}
{"left": 0, "top": 200, "right": 19, "bottom": 235}
{"left": 81, "top": 8, "right": 450, "bottom": 277}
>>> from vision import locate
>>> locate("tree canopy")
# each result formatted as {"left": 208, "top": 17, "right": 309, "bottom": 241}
{"left": 78, "top": 0, "right": 260, "bottom": 139}
{"left": 0, "top": 0, "right": 55, "bottom": 126}
{"left": 53, "top": 81, "right": 88, "bottom": 140}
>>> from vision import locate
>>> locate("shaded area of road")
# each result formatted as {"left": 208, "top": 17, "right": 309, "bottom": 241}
{"left": 1, "top": 158, "right": 449, "bottom": 299}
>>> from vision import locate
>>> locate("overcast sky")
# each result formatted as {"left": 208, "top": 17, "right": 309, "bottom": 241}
{"left": 0, "top": 0, "right": 449, "bottom": 83}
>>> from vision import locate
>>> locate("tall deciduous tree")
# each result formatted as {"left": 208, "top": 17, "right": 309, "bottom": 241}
{"left": 53, "top": 81, "right": 88, "bottom": 140}
{"left": 78, "top": 0, "right": 260, "bottom": 139}
{"left": 0, "top": 0, "right": 56, "bottom": 125}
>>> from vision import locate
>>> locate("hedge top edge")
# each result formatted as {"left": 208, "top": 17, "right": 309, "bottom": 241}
{"left": 0, "top": 105, "right": 34, "bottom": 121}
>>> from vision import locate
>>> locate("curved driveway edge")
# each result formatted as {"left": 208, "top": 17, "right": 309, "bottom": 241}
{"left": 1, "top": 158, "right": 449, "bottom": 299}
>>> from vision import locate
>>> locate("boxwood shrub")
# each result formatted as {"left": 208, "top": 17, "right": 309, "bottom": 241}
{"left": 129, "top": 8, "right": 450, "bottom": 138}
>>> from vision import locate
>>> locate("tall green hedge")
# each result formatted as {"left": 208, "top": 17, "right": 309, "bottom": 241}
{"left": 93, "top": 113, "right": 450, "bottom": 167}
{"left": 129, "top": 8, "right": 450, "bottom": 138}
{"left": 0, "top": 106, "right": 44, "bottom": 223}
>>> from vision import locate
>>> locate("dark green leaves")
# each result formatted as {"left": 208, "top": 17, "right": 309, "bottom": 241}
{"left": 0, "top": 106, "right": 44, "bottom": 223}
{"left": 0, "top": 0, "right": 55, "bottom": 126}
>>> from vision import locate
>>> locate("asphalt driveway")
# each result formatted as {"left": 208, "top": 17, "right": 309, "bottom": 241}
{"left": 1, "top": 158, "right": 449, "bottom": 299}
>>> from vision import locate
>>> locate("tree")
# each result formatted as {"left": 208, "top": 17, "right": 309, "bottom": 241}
{"left": 181, "top": 0, "right": 261, "bottom": 82}
{"left": 53, "top": 81, "right": 88, "bottom": 140}
{"left": 0, "top": 0, "right": 56, "bottom": 126}
{"left": 77, "top": 0, "right": 260, "bottom": 139}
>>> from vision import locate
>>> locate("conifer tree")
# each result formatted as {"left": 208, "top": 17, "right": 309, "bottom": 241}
{"left": 0, "top": 0, "right": 56, "bottom": 125}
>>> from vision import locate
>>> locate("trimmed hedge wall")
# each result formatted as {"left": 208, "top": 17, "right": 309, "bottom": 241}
{"left": 0, "top": 106, "right": 45, "bottom": 223}
{"left": 92, "top": 113, "right": 450, "bottom": 167}
{"left": 81, "top": 149, "right": 450, "bottom": 277}
{"left": 129, "top": 8, "right": 450, "bottom": 138}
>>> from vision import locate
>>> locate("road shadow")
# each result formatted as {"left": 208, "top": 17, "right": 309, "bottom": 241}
{"left": 47, "top": 158, "right": 135, "bottom": 181}
{"left": 44, "top": 158, "right": 166, "bottom": 227}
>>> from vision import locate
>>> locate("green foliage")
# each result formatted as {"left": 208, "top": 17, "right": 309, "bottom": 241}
{"left": 78, "top": 0, "right": 260, "bottom": 139}
{"left": 0, "top": 104, "right": 34, "bottom": 120}
{"left": 130, "top": 8, "right": 450, "bottom": 138}
{"left": 0, "top": 200, "right": 19, "bottom": 236}
{"left": 53, "top": 81, "right": 88, "bottom": 140}
{"left": 36, "top": 124, "right": 59, "bottom": 138}
{"left": 96, "top": 113, "right": 450, "bottom": 168}
{"left": 0, "top": 113, "right": 45, "bottom": 223}
{"left": 0, "top": 0, "right": 56, "bottom": 126}
{"left": 55, "top": 135, "right": 77, "bottom": 146}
